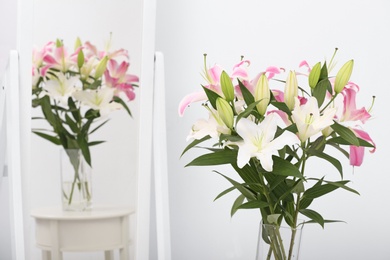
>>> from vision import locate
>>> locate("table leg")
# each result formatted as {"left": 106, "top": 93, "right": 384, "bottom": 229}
{"left": 49, "top": 220, "right": 63, "bottom": 260}
{"left": 120, "top": 216, "right": 130, "bottom": 260}
{"left": 104, "top": 250, "right": 114, "bottom": 260}
{"left": 42, "top": 250, "right": 51, "bottom": 260}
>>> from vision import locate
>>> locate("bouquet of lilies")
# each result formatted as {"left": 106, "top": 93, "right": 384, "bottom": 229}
{"left": 179, "top": 50, "right": 375, "bottom": 259}
{"left": 32, "top": 37, "right": 139, "bottom": 166}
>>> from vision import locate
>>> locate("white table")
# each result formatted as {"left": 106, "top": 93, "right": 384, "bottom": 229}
{"left": 31, "top": 206, "right": 134, "bottom": 260}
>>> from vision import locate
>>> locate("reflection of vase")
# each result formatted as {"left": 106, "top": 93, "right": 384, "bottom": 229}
{"left": 256, "top": 221, "right": 303, "bottom": 260}
{"left": 60, "top": 149, "right": 92, "bottom": 211}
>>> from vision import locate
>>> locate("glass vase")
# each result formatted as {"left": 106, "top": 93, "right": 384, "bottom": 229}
{"left": 60, "top": 149, "right": 92, "bottom": 211}
{"left": 256, "top": 221, "right": 304, "bottom": 260}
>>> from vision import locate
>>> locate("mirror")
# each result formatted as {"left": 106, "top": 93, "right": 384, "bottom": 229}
{"left": 0, "top": 0, "right": 155, "bottom": 259}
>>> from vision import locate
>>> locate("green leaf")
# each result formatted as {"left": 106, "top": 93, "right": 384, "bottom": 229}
{"left": 68, "top": 97, "right": 80, "bottom": 122}
{"left": 113, "top": 96, "right": 132, "bottom": 117}
{"left": 32, "top": 131, "right": 61, "bottom": 145}
{"left": 77, "top": 136, "right": 91, "bottom": 166}
{"left": 65, "top": 114, "right": 79, "bottom": 134}
{"left": 303, "top": 184, "right": 339, "bottom": 199}
{"left": 90, "top": 119, "right": 109, "bottom": 135}
{"left": 299, "top": 197, "right": 313, "bottom": 209}
{"left": 181, "top": 136, "right": 211, "bottom": 157}
{"left": 214, "top": 171, "right": 257, "bottom": 200}
{"left": 236, "top": 100, "right": 261, "bottom": 124}
{"left": 270, "top": 101, "right": 292, "bottom": 116}
{"left": 88, "top": 141, "right": 106, "bottom": 146}
{"left": 238, "top": 79, "right": 255, "bottom": 106}
{"left": 270, "top": 156, "right": 303, "bottom": 179}
{"left": 40, "top": 96, "right": 57, "bottom": 127}
{"left": 202, "top": 85, "right": 222, "bottom": 110}
{"left": 185, "top": 149, "right": 237, "bottom": 167}
{"left": 331, "top": 121, "right": 359, "bottom": 146}
{"left": 327, "top": 136, "right": 374, "bottom": 148}
{"left": 237, "top": 200, "right": 269, "bottom": 210}
{"left": 214, "top": 186, "right": 236, "bottom": 201}
{"left": 231, "top": 194, "right": 246, "bottom": 217}
{"left": 312, "top": 79, "right": 331, "bottom": 107}
{"left": 319, "top": 61, "right": 328, "bottom": 81}
{"left": 299, "top": 208, "right": 324, "bottom": 228}
{"left": 309, "top": 178, "right": 360, "bottom": 196}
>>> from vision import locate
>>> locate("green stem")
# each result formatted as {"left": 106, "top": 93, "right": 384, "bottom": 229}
{"left": 287, "top": 142, "right": 307, "bottom": 260}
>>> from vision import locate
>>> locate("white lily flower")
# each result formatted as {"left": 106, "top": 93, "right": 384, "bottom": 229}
{"left": 43, "top": 73, "right": 81, "bottom": 104}
{"left": 73, "top": 87, "right": 116, "bottom": 116}
{"left": 187, "top": 109, "right": 231, "bottom": 142}
{"left": 235, "top": 113, "right": 299, "bottom": 171}
{"left": 291, "top": 97, "right": 337, "bottom": 142}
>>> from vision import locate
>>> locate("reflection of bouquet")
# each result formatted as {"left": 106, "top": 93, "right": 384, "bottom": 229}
{"left": 179, "top": 50, "right": 376, "bottom": 259}
{"left": 32, "top": 37, "right": 139, "bottom": 166}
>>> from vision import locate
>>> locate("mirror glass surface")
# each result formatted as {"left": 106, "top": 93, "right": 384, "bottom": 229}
{"left": 29, "top": 0, "right": 144, "bottom": 258}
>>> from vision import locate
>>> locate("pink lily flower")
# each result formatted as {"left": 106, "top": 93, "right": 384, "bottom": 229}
{"left": 341, "top": 88, "right": 371, "bottom": 124}
{"left": 104, "top": 59, "right": 139, "bottom": 100}
{"left": 83, "top": 41, "right": 129, "bottom": 60}
{"left": 43, "top": 45, "right": 77, "bottom": 72}
{"left": 235, "top": 66, "right": 284, "bottom": 99}
{"left": 178, "top": 60, "right": 250, "bottom": 117}
{"left": 349, "top": 128, "right": 376, "bottom": 166}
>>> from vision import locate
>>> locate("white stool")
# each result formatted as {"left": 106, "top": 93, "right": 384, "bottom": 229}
{"left": 31, "top": 206, "right": 134, "bottom": 260}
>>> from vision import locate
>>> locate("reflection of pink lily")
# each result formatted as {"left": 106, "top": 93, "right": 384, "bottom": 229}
{"left": 104, "top": 59, "right": 139, "bottom": 100}
{"left": 43, "top": 45, "right": 77, "bottom": 72}
{"left": 350, "top": 128, "right": 376, "bottom": 166}
{"left": 84, "top": 41, "right": 128, "bottom": 60}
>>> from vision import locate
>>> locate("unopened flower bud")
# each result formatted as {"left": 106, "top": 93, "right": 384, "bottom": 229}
{"left": 216, "top": 98, "right": 234, "bottom": 129}
{"left": 95, "top": 56, "right": 109, "bottom": 79}
{"left": 308, "top": 62, "right": 321, "bottom": 89}
{"left": 220, "top": 70, "right": 235, "bottom": 102}
{"left": 74, "top": 37, "right": 82, "bottom": 50}
{"left": 254, "top": 74, "right": 270, "bottom": 116}
{"left": 284, "top": 70, "right": 298, "bottom": 110}
{"left": 334, "top": 59, "right": 354, "bottom": 94}
{"left": 77, "top": 49, "right": 85, "bottom": 69}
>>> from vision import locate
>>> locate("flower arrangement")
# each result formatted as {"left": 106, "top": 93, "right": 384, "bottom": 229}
{"left": 179, "top": 50, "right": 375, "bottom": 259}
{"left": 32, "top": 36, "right": 138, "bottom": 209}
{"left": 32, "top": 37, "right": 138, "bottom": 165}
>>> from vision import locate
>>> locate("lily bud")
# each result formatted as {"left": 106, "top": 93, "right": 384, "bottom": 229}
{"left": 77, "top": 49, "right": 85, "bottom": 69}
{"left": 95, "top": 56, "right": 109, "bottom": 79}
{"left": 74, "top": 37, "right": 82, "bottom": 51}
{"left": 334, "top": 59, "right": 354, "bottom": 94}
{"left": 308, "top": 62, "right": 321, "bottom": 89}
{"left": 216, "top": 98, "right": 234, "bottom": 129}
{"left": 56, "top": 39, "right": 63, "bottom": 48}
{"left": 220, "top": 70, "right": 235, "bottom": 102}
{"left": 284, "top": 70, "right": 298, "bottom": 110}
{"left": 254, "top": 74, "right": 270, "bottom": 116}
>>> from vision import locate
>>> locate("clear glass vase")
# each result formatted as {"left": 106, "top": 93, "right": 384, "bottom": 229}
{"left": 256, "top": 221, "right": 304, "bottom": 260}
{"left": 60, "top": 149, "right": 92, "bottom": 211}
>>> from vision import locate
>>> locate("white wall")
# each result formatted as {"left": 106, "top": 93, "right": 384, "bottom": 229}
{"left": 156, "top": 0, "right": 390, "bottom": 259}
